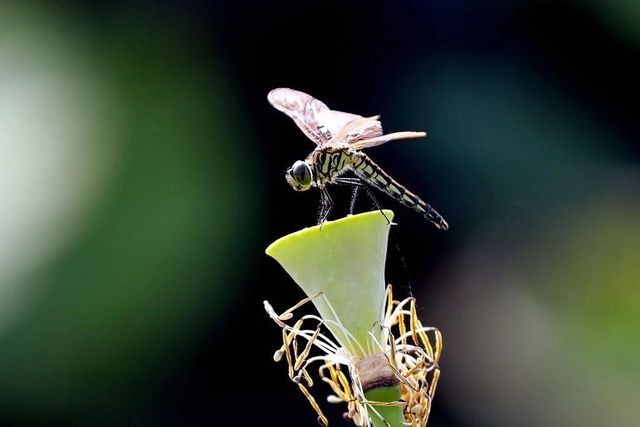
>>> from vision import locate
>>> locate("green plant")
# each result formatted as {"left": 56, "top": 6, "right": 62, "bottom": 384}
{"left": 265, "top": 211, "right": 442, "bottom": 426}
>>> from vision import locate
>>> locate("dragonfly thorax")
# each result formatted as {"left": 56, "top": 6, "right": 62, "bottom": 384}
{"left": 286, "top": 160, "right": 313, "bottom": 192}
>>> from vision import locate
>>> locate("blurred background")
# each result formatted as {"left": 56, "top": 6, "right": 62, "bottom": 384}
{"left": 0, "top": 1, "right": 638, "bottom": 426}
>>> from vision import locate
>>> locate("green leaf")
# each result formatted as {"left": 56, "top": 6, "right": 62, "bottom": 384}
{"left": 266, "top": 210, "right": 393, "bottom": 357}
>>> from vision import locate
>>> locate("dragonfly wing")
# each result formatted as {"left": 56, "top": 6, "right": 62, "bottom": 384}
{"left": 334, "top": 115, "right": 384, "bottom": 145}
{"left": 268, "top": 88, "right": 384, "bottom": 146}
{"left": 268, "top": 88, "right": 333, "bottom": 145}
{"left": 316, "top": 109, "right": 362, "bottom": 135}
{"left": 348, "top": 131, "right": 427, "bottom": 150}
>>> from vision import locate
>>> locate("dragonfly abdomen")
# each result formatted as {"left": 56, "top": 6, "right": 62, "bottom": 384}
{"left": 351, "top": 152, "right": 449, "bottom": 230}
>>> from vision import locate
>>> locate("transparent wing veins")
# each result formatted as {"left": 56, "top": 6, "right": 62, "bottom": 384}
{"left": 268, "top": 88, "right": 333, "bottom": 145}
{"left": 348, "top": 131, "right": 427, "bottom": 150}
{"left": 268, "top": 88, "right": 426, "bottom": 149}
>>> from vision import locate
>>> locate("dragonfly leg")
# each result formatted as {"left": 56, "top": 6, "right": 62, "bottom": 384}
{"left": 349, "top": 186, "right": 359, "bottom": 215}
{"left": 318, "top": 187, "right": 334, "bottom": 227}
{"left": 334, "top": 177, "right": 395, "bottom": 225}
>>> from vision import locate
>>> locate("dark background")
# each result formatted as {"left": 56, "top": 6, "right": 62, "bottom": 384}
{"left": 0, "top": 1, "right": 638, "bottom": 426}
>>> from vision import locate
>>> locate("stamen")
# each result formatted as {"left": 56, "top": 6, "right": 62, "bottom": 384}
{"left": 281, "top": 292, "right": 324, "bottom": 318}
{"left": 327, "top": 395, "right": 342, "bottom": 404}
{"left": 298, "top": 383, "right": 329, "bottom": 427}
{"left": 265, "top": 286, "right": 442, "bottom": 427}
{"left": 302, "top": 369, "right": 314, "bottom": 387}
{"left": 295, "top": 326, "right": 322, "bottom": 370}
{"left": 279, "top": 312, "right": 294, "bottom": 321}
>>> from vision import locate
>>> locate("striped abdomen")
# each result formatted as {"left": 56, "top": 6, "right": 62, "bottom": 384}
{"left": 351, "top": 152, "right": 449, "bottom": 230}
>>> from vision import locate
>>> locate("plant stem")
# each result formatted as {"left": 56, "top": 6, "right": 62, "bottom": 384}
{"left": 365, "top": 386, "right": 405, "bottom": 427}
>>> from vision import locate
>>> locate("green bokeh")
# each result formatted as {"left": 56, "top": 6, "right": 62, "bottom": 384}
{"left": 396, "top": 55, "right": 640, "bottom": 427}
{"left": 534, "top": 194, "right": 640, "bottom": 376}
{"left": 0, "top": 6, "right": 260, "bottom": 421}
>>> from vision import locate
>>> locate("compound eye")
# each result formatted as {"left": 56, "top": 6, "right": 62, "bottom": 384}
{"left": 292, "top": 161, "right": 311, "bottom": 186}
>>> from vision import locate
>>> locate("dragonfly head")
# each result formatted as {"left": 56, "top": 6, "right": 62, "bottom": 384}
{"left": 286, "top": 160, "right": 313, "bottom": 192}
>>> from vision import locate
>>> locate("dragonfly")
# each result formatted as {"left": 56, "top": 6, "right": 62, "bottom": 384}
{"left": 268, "top": 88, "right": 448, "bottom": 230}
